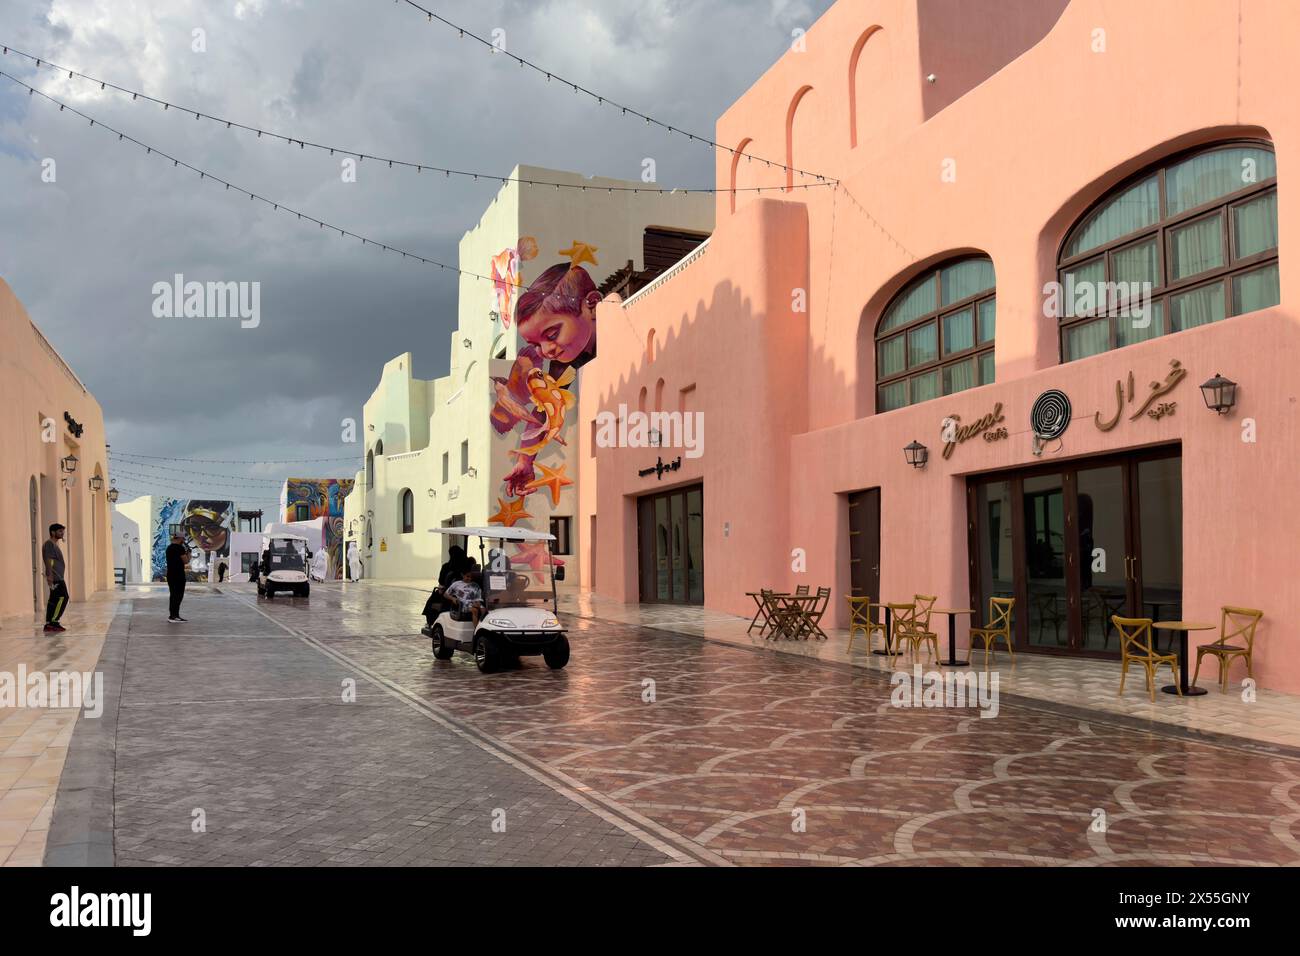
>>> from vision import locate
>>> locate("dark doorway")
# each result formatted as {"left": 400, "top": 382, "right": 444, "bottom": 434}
{"left": 637, "top": 484, "right": 703, "bottom": 604}
{"left": 847, "top": 488, "right": 881, "bottom": 604}
{"left": 967, "top": 445, "right": 1182, "bottom": 657}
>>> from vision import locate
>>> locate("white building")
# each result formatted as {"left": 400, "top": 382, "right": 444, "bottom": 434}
{"left": 344, "top": 165, "right": 713, "bottom": 581}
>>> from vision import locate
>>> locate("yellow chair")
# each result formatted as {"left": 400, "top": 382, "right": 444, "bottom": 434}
{"left": 1194, "top": 606, "right": 1264, "bottom": 692}
{"left": 889, "top": 602, "right": 938, "bottom": 666}
{"left": 970, "top": 596, "right": 1015, "bottom": 667}
{"left": 911, "top": 594, "right": 941, "bottom": 662}
{"left": 1114, "top": 616, "right": 1180, "bottom": 702}
{"left": 846, "top": 595, "right": 886, "bottom": 654}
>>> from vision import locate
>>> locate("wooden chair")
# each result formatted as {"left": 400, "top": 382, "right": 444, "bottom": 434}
{"left": 970, "top": 596, "right": 1015, "bottom": 667}
{"left": 757, "top": 588, "right": 786, "bottom": 638}
{"left": 1114, "top": 615, "right": 1180, "bottom": 702}
{"left": 846, "top": 595, "right": 886, "bottom": 654}
{"left": 800, "top": 586, "right": 832, "bottom": 640}
{"left": 1194, "top": 606, "right": 1264, "bottom": 692}
{"left": 1033, "top": 592, "right": 1065, "bottom": 644}
{"left": 888, "top": 602, "right": 937, "bottom": 666}
{"left": 911, "top": 594, "right": 941, "bottom": 661}
{"left": 795, "top": 584, "right": 810, "bottom": 596}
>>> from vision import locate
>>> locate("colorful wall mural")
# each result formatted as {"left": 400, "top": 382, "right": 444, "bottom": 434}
{"left": 150, "top": 498, "right": 235, "bottom": 582}
{"left": 282, "top": 478, "right": 355, "bottom": 579}
{"left": 487, "top": 242, "right": 598, "bottom": 567}
{"left": 490, "top": 236, "right": 538, "bottom": 330}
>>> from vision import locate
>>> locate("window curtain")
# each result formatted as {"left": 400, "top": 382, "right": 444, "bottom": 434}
{"left": 940, "top": 258, "right": 995, "bottom": 305}
{"left": 943, "top": 360, "right": 976, "bottom": 395}
{"left": 1232, "top": 264, "right": 1280, "bottom": 315}
{"left": 880, "top": 275, "right": 936, "bottom": 332}
{"left": 1166, "top": 147, "right": 1276, "bottom": 216}
{"left": 1171, "top": 282, "right": 1225, "bottom": 331}
{"left": 1233, "top": 192, "right": 1278, "bottom": 258}
{"left": 1065, "top": 319, "right": 1109, "bottom": 360}
{"left": 1168, "top": 216, "right": 1223, "bottom": 280}
{"left": 1066, "top": 177, "right": 1160, "bottom": 257}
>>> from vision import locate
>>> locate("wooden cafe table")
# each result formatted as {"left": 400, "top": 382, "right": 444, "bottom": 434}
{"left": 932, "top": 607, "right": 974, "bottom": 667}
{"left": 1153, "top": 620, "right": 1216, "bottom": 697}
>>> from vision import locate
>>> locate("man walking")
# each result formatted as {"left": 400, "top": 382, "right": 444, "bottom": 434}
{"left": 43, "top": 523, "right": 68, "bottom": 633}
{"left": 165, "top": 532, "right": 190, "bottom": 623}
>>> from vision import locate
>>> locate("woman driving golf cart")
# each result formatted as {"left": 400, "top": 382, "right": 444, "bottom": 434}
{"left": 422, "top": 527, "right": 568, "bottom": 673}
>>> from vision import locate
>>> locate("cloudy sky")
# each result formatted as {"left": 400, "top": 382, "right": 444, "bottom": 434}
{"left": 0, "top": 0, "right": 829, "bottom": 509}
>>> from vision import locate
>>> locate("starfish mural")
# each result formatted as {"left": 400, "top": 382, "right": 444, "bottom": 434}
{"left": 524, "top": 461, "right": 574, "bottom": 507}
{"left": 511, "top": 540, "right": 563, "bottom": 570}
{"left": 558, "top": 240, "right": 598, "bottom": 268}
{"left": 488, "top": 496, "right": 533, "bottom": 528}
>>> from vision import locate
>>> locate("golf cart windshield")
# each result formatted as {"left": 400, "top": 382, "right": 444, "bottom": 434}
{"left": 265, "top": 536, "right": 307, "bottom": 571}
{"left": 429, "top": 526, "right": 560, "bottom": 611}
{"left": 482, "top": 542, "right": 557, "bottom": 610}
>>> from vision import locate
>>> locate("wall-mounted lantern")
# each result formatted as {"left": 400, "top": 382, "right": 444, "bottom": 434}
{"left": 904, "top": 440, "right": 929, "bottom": 469}
{"left": 60, "top": 453, "right": 79, "bottom": 474}
{"left": 89, "top": 475, "right": 105, "bottom": 492}
{"left": 1200, "top": 373, "right": 1238, "bottom": 415}
{"left": 466, "top": 466, "right": 478, "bottom": 479}
{"left": 427, "top": 488, "right": 436, "bottom": 497}
{"left": 107, "top": 480, "right": 120, "bottom": 503}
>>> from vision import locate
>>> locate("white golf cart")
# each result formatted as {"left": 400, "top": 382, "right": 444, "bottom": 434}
{"left": 257, "top": 532, "right": 311, "bottom": 599}
{"left": 422, "top": 526, "right": 569, "bottom": 673}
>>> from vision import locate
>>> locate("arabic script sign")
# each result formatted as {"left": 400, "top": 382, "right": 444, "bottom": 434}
{"left": 941, "top": 403, "right": 1006, "bottom": 459}
{"left": 1094, "top": 360, "right": 1186, "bottom": 431}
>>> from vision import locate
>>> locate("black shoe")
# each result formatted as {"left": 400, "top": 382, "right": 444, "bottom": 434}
{"left": 44, "top": 624, "right": 59, "bottom": 633}
{"left": 50, "top": 622, "right": 66, "bottom": 632}
{"left": 167, "top": 617, "right": 182, "bottom": 623}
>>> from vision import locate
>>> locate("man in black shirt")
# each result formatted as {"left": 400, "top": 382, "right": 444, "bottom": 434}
{"left": 43, "top": 523, "right": 69, "bottom": 633}
{"left": 165, "top": 533, "right": 190, "bottom": 622}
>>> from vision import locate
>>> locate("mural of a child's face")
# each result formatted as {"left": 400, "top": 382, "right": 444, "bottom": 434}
{"left": 520, "top": 302, "right": 595, "bottom": 363}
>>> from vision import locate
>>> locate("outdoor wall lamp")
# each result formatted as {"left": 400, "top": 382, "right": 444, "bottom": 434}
{"left": 427, "top": 488, "right": 436, "bottom": 497}
{"left": 463, "top": 338, "right": 473, "bottom": 348}
{"left": 60, "top": 453, "right": 79, "bottom": 474}
{"left": 1200, "top": 373, "right": 1238, "bottom": 415}
{"left": 904, "top": 440, "right": 929, "bottom": 469}
{"left": 489, "top": 310, "right": 500, "bottom": 323}
{"left": 466, "top": 466, "right": 478, "bottom": 478}
{"left": 89, "top": 475, "right": 104, "bottom": 492}
{"left": 107, "top": 482, "right": 120, "bottom": 503}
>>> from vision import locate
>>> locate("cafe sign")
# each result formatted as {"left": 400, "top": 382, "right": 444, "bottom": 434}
{"left": 1094, "top": 359, "right": 1186, "bottom": 431}
{"left": 941, "top": 402, "right": 1006, "bottom": 459}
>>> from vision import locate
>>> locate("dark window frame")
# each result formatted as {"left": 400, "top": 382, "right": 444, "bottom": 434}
{"left": 549, "top": 516, "right": 572, "bottom": 555}
{"left": 1058, "top": 139, "right": 1278, "bottom": 362}
{"left": 400, "top": 489, "right": 414, "bottom": 534}
{"left": 874, "top": 256, "right": 996, "bottom": 413}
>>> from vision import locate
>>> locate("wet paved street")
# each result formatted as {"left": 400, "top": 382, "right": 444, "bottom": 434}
{"left": 82, "top": 583, "right": 1300, "bottom": 866}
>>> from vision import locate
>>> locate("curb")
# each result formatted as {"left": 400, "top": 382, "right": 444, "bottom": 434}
{"left": 41, "top": 600, "right": 130, "bottom": 866}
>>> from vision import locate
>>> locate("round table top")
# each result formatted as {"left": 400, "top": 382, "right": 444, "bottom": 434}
{"left": 1153, "top": 621, "right": 1216, "bottom": 631}
{"left": 931, "top": 608, "right": 973, "bottom": 615}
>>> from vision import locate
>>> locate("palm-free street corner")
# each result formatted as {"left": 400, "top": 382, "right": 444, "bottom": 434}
{"left": 13, "top": 580, "right": 1296, "bottom": 869}
{"left": 2, "top": 1, "right": 1298, "bottom": 934}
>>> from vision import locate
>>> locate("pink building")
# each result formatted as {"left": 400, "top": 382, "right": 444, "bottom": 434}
{"left": 579, "top": 0, "right": 1299, "bottom": 690}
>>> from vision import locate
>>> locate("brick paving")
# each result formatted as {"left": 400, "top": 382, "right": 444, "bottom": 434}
{"left": 106, "top": 589, "right": 673, "bottom": 867}
{"left": 65, "top": 582, "right": 1300, "bottom": 866}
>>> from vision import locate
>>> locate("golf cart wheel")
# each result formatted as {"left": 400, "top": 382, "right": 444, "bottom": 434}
{"left": 432, "top": 625, "right": 454, "bottom": 660}
{"left": 543, "top": 634, "right": 571, "bottom": 670}
{"left": 475, "top": 634, "right": 502, "bottom": 674}
{"left": 266, "top": 587, "right": 275, "bottom": 599}
{"left": 300, "top": 583, "right": 310, "bottom": 597}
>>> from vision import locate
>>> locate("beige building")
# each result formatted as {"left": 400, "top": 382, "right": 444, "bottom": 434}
{"left": 344, "top": 165, "right": 713, "bottom": 581}
{"left": 0, "top": 277, "right": 112, "bottom": 623}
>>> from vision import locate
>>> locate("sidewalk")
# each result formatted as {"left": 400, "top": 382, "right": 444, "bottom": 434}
{"left": 0, "top": 588, "right": 125, "bottom": 866}
{"left": 307, "top": 580, "right": 1300, "bottom": 752}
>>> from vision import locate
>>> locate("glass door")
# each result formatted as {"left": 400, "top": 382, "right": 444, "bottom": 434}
{"left": 968, "top": 446, "right": 1181, "bottom": 657}
{"left": 637, "top": 484, "right": 704, "bottom": 604}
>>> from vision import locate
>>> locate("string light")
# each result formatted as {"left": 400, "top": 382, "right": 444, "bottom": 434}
{"left": 0, "top": 43, "right": 831, "bottom": 195}
{"left": 110, "top": 451, "right": 360, "bottom": 464}
{"left": 391, "top": 0, "right": 834, "bottom": 186}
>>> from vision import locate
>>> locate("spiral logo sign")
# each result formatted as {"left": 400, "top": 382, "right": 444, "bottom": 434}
{"left": 1031, "top": 389, "right": 1072, "bottom": 439}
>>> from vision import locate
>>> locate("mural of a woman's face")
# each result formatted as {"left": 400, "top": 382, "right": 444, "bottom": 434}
{"left": 519, "top": 303, "right": 595, "bottom": 363}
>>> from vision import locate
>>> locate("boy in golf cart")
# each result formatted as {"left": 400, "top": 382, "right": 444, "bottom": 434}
{"left": 444, "top": 566, "right": 485, "bottom": 628}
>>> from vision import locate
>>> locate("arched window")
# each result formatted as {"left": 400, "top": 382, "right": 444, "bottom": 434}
{"left": 375, "top": 439, "right": 384, "bottom": 456}
{"left": 366, "top": 518, "right": 373, "bottom": 549}
{"left": 875, "top": 256, "right": 996, "bottom": 412}
{"left": 366, "top": 450, "right": 374, "bottom": 487}
{"left": 400, "top": 489, "right": 414, "bottom": 534}
{"left": 1058, "top": 141, "right": 1278, "bottom": 361}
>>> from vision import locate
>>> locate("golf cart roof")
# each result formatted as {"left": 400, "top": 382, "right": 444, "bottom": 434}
{"left": 428, "top": 526, "right": 555, "bottom": 542}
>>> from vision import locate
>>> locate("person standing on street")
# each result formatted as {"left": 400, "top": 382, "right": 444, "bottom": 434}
{"left": 43, "top": 523, "right": 69, "bottom": 633}
{"left": 165, "top": 533, "right": 190, "bottom": 622}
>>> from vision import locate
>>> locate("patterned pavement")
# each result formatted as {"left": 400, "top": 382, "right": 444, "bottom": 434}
{"left": 246, "top": 583, "right": 1300, "bottom": 867}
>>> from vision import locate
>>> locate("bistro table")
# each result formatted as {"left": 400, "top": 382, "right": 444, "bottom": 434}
{"left": 1153, "top": 621, "right": 1216, "bottom": 697}
{"left": 872, "top": 603, "right": 896, "bottom": 656}
{"left": 773, "top": 593, "right": 819, "bottom": 640}
{"left": 931, "top": 608, "right": 974, "bottom": 667}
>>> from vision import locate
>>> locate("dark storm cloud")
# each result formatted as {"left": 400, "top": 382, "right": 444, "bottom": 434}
{"left": 0, "top": 0, "right": 830, "bottom": 495}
